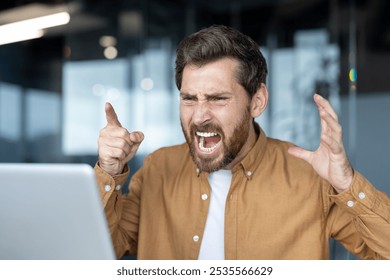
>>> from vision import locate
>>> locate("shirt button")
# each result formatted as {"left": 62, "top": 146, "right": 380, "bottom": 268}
{"left": 347, "top": 200, "right": 354, "bottom": 207}
{"left": 246, "top": 171, "right": 252, "bottom": 177}
{"left": 116, "top": 184, "right": 122, "bottom": 191}
{"left": 193, "top": 235, "right": 199, "bottom": 242}
{"left": 104, "top": 185, "right": 112, "bottom": 192}
{"left": 201, "top": 194, "right": 208, "bottom": 200}
{"left": 358, "top": 192, "right": 365, "bottom": 199}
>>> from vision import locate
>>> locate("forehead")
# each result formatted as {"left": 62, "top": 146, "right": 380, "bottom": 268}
{"left": 181, "top": 58, "right": 241, "bottom": 94}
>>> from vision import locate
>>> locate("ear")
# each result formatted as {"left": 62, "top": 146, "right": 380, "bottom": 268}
{"left": 250, "top": 83, "right": 268, "bottom": 118}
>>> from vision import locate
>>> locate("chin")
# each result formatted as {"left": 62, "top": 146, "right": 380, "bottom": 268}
{"left": 194, "top": 151, "right": 234, "bottom": 173}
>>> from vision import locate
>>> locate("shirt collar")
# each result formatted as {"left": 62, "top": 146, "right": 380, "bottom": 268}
{"left": 232, "top": 122, "right": 267, "bottom": 179}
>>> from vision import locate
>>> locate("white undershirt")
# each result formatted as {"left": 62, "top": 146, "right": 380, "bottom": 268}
{"left": 198, "top": 169, "right": 232, "bottom": 260}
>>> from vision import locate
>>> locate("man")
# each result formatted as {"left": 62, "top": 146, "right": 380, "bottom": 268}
{"left": 95, "top": 25, "right": 390, "bottom": 259}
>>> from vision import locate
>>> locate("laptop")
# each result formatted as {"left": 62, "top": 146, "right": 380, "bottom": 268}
{"left": 0, "top": 163, "right": 116, "bottom": 260}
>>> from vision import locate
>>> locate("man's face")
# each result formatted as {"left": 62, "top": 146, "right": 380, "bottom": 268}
{"left": 180, "top": 58, "right": 256, "bottom": 172}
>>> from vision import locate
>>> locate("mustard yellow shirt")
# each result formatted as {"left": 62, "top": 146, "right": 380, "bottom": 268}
{"left": 94, "top": 129, "right": 390, "bottom": 259}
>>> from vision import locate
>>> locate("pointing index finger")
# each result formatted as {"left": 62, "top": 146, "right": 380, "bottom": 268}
{"left": 105, "top": 102, "right": 122, "bottom": 127}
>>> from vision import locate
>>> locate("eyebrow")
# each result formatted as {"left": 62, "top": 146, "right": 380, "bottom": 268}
{"left": 180, "top": 92, "right": 194, "bottom": 98}
{"left": 180, "top": 92, "right": 232, "bottom": 99}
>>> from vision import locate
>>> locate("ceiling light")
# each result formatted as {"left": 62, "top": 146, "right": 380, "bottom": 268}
{"left": 104, "top": 46, "right": 118, "bottom": 60}
{"left": 0, "top": 12, "right": 70, "bottom": 46}
{"left": 0, "top": 29, "right": 44, "bottom": 45}
{"left": 99, "top": 36, "right": 117, "bottom": 48}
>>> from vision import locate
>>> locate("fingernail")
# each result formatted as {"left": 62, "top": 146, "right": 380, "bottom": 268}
{"left": 133, "top": 132, "right": 144, "bottom": 142}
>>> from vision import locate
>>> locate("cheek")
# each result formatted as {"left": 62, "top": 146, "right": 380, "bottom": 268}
{"left": 179, "top": 106, "right": 188, "bottom": 121}
{"left": 215, "top": 112, "right": 235, "bottom": 131}
{"left": 180, "top": 108, "right": 192, "bottom": 130}
{"left": 221, "top": 108, "right": 251, "bottom": 135}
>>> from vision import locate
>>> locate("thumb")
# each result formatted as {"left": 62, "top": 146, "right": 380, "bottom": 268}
{"left": 105, "top": 102, "right": 122, "bottom": 127}
{"left": 129, "top": 131, "right": 144, "bottom": 144}
{"left": 288, "top": 146, "right": 312, "bottom": 164}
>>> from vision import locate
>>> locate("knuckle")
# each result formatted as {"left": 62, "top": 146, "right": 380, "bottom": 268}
{"left": 117, "top": 138, "right": 128, "bottom": 148}
{"left": 107, "top": 148, "right": 127, "bottom": 160}
{"left": 118, "top": 150, "right": 127, "bottom": 159}
{"left": 107, "top": 149, "right": 117, "bottom": 159}
{"left": 99, "top": 127, "right": 108, "bottom": 136}
{"left": 100, "top": 148, "right": 112, "bottom": 159}
{"left": 99, "top": 153, "right": 111, "bottom": 163}
{"left": 97, "top": 140, "right": 106, "bottom": 151}
{"left": 117, "top": 128, "right": 129, "bottom": 138}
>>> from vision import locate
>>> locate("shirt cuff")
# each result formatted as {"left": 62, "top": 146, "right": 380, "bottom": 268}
{"left": 94, "top": 162, "right": 130, "bottom": 206}
{"left": 329, "top": 171, "right": 378, "bottom": 216}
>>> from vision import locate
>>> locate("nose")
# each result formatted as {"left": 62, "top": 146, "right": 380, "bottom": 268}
{"left": 192, "top": 102, "right": 212, "bottom": 126}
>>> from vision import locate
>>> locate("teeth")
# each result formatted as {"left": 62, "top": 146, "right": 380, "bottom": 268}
{"left": 198, "top": 136, "right": 218, "bottom": 152}
{"left": 196, "top": 131, "right": 218, "bottom": 137}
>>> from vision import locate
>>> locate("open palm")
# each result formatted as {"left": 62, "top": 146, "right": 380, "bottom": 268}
{"left": 288, "top": 94, "right": 354, "bottom": 193}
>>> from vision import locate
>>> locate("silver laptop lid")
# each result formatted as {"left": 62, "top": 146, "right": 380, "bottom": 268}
{"left": 0, "top": 163, "right": 115, "bottom": 260}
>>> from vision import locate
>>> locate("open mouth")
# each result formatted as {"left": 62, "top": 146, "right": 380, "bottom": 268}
{"left": 196, "top": 131, "right": 222, "bottom": 153}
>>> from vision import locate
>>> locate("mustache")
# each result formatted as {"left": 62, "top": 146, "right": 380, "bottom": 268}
{"left": 189, "top": 123, "right": 224, "bottom": 137}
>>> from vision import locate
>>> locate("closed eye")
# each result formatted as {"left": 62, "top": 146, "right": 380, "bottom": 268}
{"left": 180, "top": 93, "right": 197, "bottom": 105}
{"left": 211, "top": 96, "right": 228, "bottom": 101}
{"left": 209, "top": 95, "right": 230, "bottom": 105}
{"left": 182, "top": 96, "right": 196, "bottom": 101}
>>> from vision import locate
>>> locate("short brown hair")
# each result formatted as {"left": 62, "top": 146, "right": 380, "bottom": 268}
{"left": 175, "top": 25, "right": 268, "bottom": 97}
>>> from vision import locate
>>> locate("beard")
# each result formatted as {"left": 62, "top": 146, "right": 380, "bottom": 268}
{"left": 181, "top": 107, "right": 252, "bottom": 173}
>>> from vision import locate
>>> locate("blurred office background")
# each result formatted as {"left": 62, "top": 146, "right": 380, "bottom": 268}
{"left": 0, "top": 0, "right": 389, "bottom": 259}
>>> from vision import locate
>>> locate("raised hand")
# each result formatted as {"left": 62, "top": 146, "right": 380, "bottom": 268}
{"left": 98, "top": 103, "right": 144, "bottom": 176}
{"left": 288, "top": 94, "right": 354, "bottom": 193}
